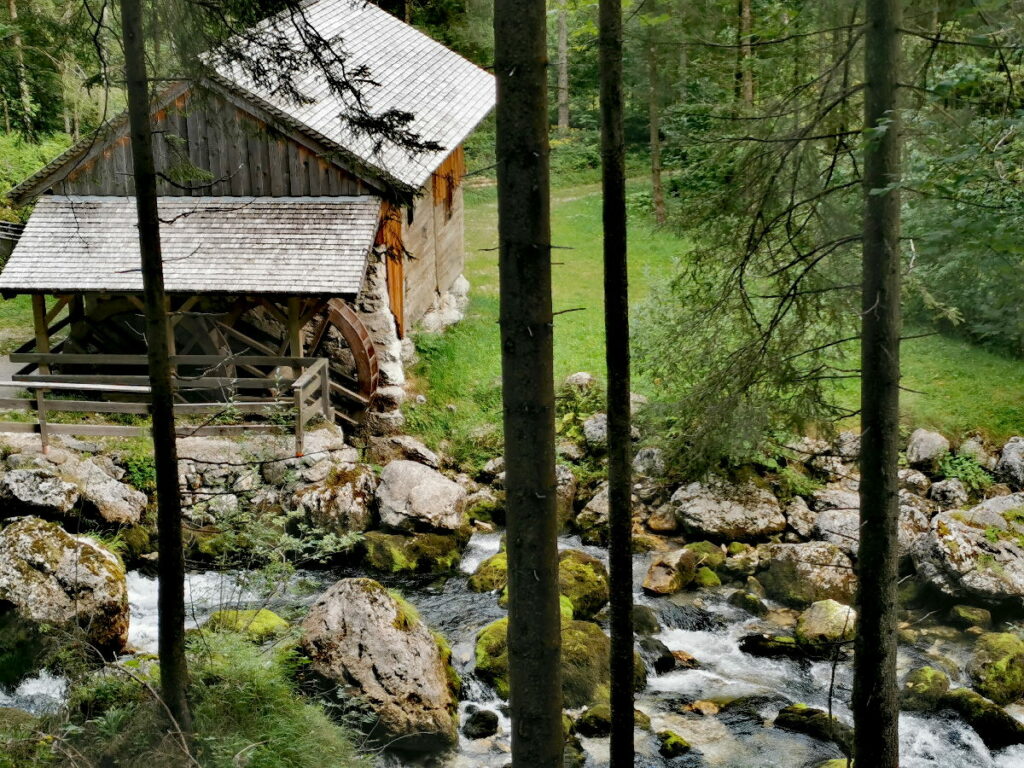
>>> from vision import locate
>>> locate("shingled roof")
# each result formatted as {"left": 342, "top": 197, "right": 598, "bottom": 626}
{"left": 215, "top": 0, "right": 495, "bottom": 191}
{"left": 0, "top": 196, "right": 380, "bottom": 296}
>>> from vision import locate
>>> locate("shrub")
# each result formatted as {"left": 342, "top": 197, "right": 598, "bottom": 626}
{"left": 938, "top": 453, "right": 993, "bottom": 494}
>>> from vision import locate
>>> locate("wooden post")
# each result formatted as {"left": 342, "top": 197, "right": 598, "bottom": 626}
{"left": 319, "top": 359, "right": 333, "bottom": 423}
{"left": 35, "top": 388, "right": 49, "bottom": 453}
{"left": 287, "top": 297, "right": 303, "bottom": 380}
{"left": 31, "top": 295, "right": 50, "bottom": 375}
{"left": 293, "top": 383, "right": 305, "bottom": 457}
{"left": 166, "top": 296, "right": 177, "bottom": 378}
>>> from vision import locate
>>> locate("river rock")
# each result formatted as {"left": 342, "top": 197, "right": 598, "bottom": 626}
{"left": 997, "top": 437, "right": 1024, "bottom": 489}
{"left": 558, "top": 549, "right": 609, "bottom": 619}
{"left": 834, "top": 431, "right": 861, "bottom": 461}
{"left": 0, "top": 517, "right": 128, "bottom": 655}
{"left": 785, "top": 496, "right": 816, "bottom": 539}
{"left": 961, "top": 438, "right": 997, "bottom": 471}
{"left": 756, "top": 542, "right": 856, "bottom": 607}
{"left": 462, "top": 709, "right": 499, "bottom": 739}
{"left": 575, "top": 483, "right": 611, "bottom": 545}
{"left": 912, "top": 494, "right": 1024, "bottom": 603}
{"left": 907, "top": 429, "right": 950, "bottom": 469}
{"left": 948, "top": 604, "right": 993, "bottom": 630}
{"left": 365, "top": 435, "right": 439, "bottom": 469}
{"left": 646, "top": 503, "right": 678, "bottom": 533}
{"left": 774, "top": 704, "right": 853, "bottom": 756}
{"left": 361, "top": 531, "right": 463, "bottom": 574}
{"left": 642, "top": 549, "right": 697, "bottom": 595}
{"left": 301, "top": 578, "right": 458, "bottom": 750}
{"left": 670, "top": 476, "right": 786, "bottom": 541}
{"left": 930, "top": 478, "right": 969, "bottom": 509}
{"left": 376, "top": 460, "right": 466, "bottom": 533}
{"left": 968, "top": 633, "right": 1024, "bottom": 705}
{"left": 940, "top": 688, "right": 1024, "bottom": 749}
{"left": 729, "top": 590, "right": 769, "bottom": 617}
{"left": 901, "top": 666, "right": 951, "bottom": 711}
{"left": 582, "top": 413, "right": 608, "bottom": 449}
{"left": 62, "top": 458, "right": 147, "bottom": 525}
{"left": 555, "top": 464, "right": 578, "bottom": 531}
{"left": 794, "top": 600, "right": 856, "bottom": 646}
{"left": 293, "top": 463, "right": 376, "bottom": 533}
{"left": 0, "top": 470, "right": 79, "bottom": 518}
{"left": 811, "top": 488, "right": 933, "bottom": 557}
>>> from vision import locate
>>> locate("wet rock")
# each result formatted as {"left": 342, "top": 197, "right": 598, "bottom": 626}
{"left": 912, "top": 494, "right": 1024, "bottom": 603}
{"left": 948, "top": 604, "right": 993, "bottom": 631}
{"left": 774, "top": 703, "right": 853, "bottom": 756}
{"left": 901, "top": 666, "right": 950, "bottom": 711}
{"left": 638, "top": 636, "right": 676, "bottom": 675}
{"left": 693, "top": 566, "right": 721, "bottom": 588}
{"left": 646, "top": 503, "right": 679, "bottom": 534}
{"left": 0, "top": 516, "right": 127, "bottom": 655}
{"left": 785, "top": 496, "right": 816, "bottom": 539}
{"left": 899, "top": 468, "right": 932, "bottom": 496}
{"left": 671, "top": 649, "right": 700, "bottom": 669}
{"left": 683, "top": 540, "right": 726, "bottom": 570}
{"left": 0, "top": 470, "right": 79, "bottom": 518}
{"left": 468, "top": 550, "right": 508, "bottom": 592}
{"left": 642, "top": 549, "right": 697, "bottom": 595}
{"left": 939, "top": 688, "right": 1024, "bottom": 749}
{"left": 632, "top": 605, "right": 661, "bottom": 636}
{"left": 301, "top": 578, "right": 458, "bottom": 750}
{"left": 907, "top": 428, "right": 950, "bottom": 469}
{"left": 462, "top": 708, "right": 499, "bottom": 739}
{"left": 721, "top": 543, "right": 761, "bottom": 578}
{"left": 670, "top": 475, "right": 786, "bottom": 541}
{"left": 576, "top": 703, "right": 651, "bottom": 737}
{"left": 575, "top": 482, "right": 635, "bottom": 546}
{"left": 555, "top": 464, "right": 578, "bottom": 531}
{"left": 756, "top": 542, "right": 856, "bottom": 608}
{"left": 968, "top": 632, "right": 1024, "bottom": 705}
{"left": 930, "top": 478, "right": 969, "bottom": 509}
{"left": 361, "top": 531, "right": 463, "bottom": 574}
{"left": 997, "top": 437, "right": 1024, "bottom": 489}
{"left": 365, "top": 435, "right": 439, "bottom": 469}
{"left": 656, "top": 730, "right": 691, "bottom": 758}
{"left": 729, "top": 590, "right": 769, "bottom": 617}
{"left": 739, "top": 633, "right": 806, "bottom": 660}
{"left": 558, "top": 549, "right": 609, "bottom": 619}
{"left": 794, "top": 600, "right": 856, "bottom": 646}
{"left": 376, "top": 460, "right": 466, "bottom": 533}
{"left": 293, "top": 463, "right": 376, "bottom": 533}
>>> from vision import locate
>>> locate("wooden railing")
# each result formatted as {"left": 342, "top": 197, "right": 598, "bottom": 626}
{"left": 0, "top": 353, "right": 333, "bottom": 455}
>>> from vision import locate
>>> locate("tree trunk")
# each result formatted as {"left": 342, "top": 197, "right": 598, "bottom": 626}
{"left": 736, "top": 0, "right": 754, "bottom": 107}
{"left": 557, "top": 0, "right": 570, "bottom": 135}
{"left": 494, "top": 0, "right": 564, "bottom": 765}
{"left": 7, "top": 0, "right": 33, "bottom": 133}
{"left": 854, "top": 0, "right": 902, "bottom": 765}
{"left": 646, "top": 0, "right": 665, "bottom": 225}
{"left": 599, "top": 0, "right": 634, "bottom": 764}
{"left": 118, "top": 0, "right": 193, "bottom": 739}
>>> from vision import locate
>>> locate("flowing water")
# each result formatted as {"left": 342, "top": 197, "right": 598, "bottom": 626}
{"left": 6, "top": 532, "right": 1024, "bottom": 768}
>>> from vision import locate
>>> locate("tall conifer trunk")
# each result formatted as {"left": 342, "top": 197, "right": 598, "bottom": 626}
{"left": 7, "top": 0, "right": 33, "bottom": 132}
{"left": 557, "top": 0, "right": 570, "bottom": 134}
{"left": 599, "top": 0, "right": 633, "bottom": 763}
{"left": 855, "top": 0, "right": 902, "bottom": 765}
{"left": 494, "top": 0, "right": 564, "bottom": 765}
{"left": 646, "top": 0, "right": 665, "bottom": 225}
{"left": 119, "top": 0, "right": 192, "bottom": 737}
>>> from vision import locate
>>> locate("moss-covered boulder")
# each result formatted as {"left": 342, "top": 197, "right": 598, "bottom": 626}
{"left": 475, "top": 616, "right": 644, "bottom": 708}
{"left": 558, "top": 549, "right": 609, "bottom": 619}
{"left": 361, "top": 530, "right": 463, "bottom": 574}
{"left": 642, "top": 549, "right": 697, "bottom": 595}
{"left": 684, "top": 540, "right": 726, "bottom": 570}
{"left": 774, "top": 703, "right": 853, "bottom": 757}
{"left": 901, "top": 666, "right": 950, "bottom": 711}
{"left": 632, "top": 605, "right": 661, "bottom": 636}
{"left": 575, "top": 703, "right": 651, "bottom": 737}
{"left": 656, "top": 730, "right": 691, "bottom": 758}
{"left": 948, "top": 604, "right": 993, "bottom": 631}
{"left": 468, "top": 551, "right": 508, "bottom": 592}
{"left": 940, "top": 688, "right": 1024, "bottom": 749}
{"left": 728, "top": 590, "right": 768, "bottom": 617}
{"left": 693, "top": 566, "right": 721, "bottom": 588}
{"left": 794, "top": 600, "right": 856, "bottom": 647}
{"left": 968, "top": 632, "right": 1024, "bottom": 705}
{"left": 205, "top": 609, "right": 289, "bottom": 642}
{"left": 739, "top": 633, "right": 805, "bottom": 660}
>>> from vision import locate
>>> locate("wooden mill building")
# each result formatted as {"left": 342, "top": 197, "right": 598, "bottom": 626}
{"left": 0, "top": 0, "right": 494, "bottom": 427}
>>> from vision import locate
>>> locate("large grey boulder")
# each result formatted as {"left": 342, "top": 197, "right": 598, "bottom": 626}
{"left": 929, "top": 477, "right": 968, "bottom": 509}
{"left": 811, "top": 488, "right": 932, "bottom": 557}
{"left": 575, "top": 484, "right": 610, "bottom": 545}
{"left": 671, "top": 476, "right": 785, "bottom": 541}
{"left": 365, "top": 435, "right": 439, "bottom": 469}
{"left": 0, "top": 470, "right": 79, "bottom": 518}
{"left": 794, "top": 599, "right": 856, "bottom": 646}
{"left": 913, "top": 493, "right": 1024, "bottom": 604}
{"left": 784, "top": 496, "right": 816, "bottom": 539}
{"left": 300, "top": 578, "right": 458, "bottom": 750}
{"left": 633, "top": 447, "right": 666, "bottom": 478}
{"left": 294, "top": 463, "right": 377, "bottom": 533}
{"left": 62, "top": 458, "right": 147, "bottom": 525}
{"left": 377, "top": 460, "right": 466, "bottom": 533}
{"left": 997, "top": 437, "right": 1024, "bottom": 489}
{"left": 756, "top": 542, "right": 856, "bottom": 607}
{"left": 961, "top": 438, "right": 997, "bottom": 472}
{"left": 906, "top": 429, "right": 950, "bottom": 469}
{"left": 0, "top": 517, "right": 128, "bottom": 654}
{"left": 582, "top": 413, "right": 608, "bottom": 449}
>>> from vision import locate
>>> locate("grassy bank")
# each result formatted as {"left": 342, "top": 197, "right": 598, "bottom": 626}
{"left": 406, "top": 180, "right": 1024, "bottom": 469}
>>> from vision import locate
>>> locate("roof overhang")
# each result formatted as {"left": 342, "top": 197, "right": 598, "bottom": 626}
{"left": 0, "top": 195, "right": 381, "bottom": 297}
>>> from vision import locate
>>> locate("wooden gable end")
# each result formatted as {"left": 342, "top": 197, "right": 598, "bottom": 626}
{"left": 54, "top": 87, "right": 379, "bottom": 198}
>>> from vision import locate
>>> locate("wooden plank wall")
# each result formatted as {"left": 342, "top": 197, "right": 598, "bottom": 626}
{"left": 56, "top": 90, "right": 374, "bottom": 198}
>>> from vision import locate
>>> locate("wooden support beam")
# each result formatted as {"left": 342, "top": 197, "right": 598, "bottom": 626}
{"left": 287, "top": 297, "right": 303, "bottom": 380}
{"left": 31, "top": 295, "right": 50, "bottom": 375}
{"left": 44, "top": 295, "right": 71, "bottom": 325}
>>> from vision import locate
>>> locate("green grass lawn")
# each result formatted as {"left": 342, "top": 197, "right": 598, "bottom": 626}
{"left": 406, "top": 179, "right": 1024, "bottom": 469}
{"left": 0, "top": 294, "right": 33, "bottom": 355}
